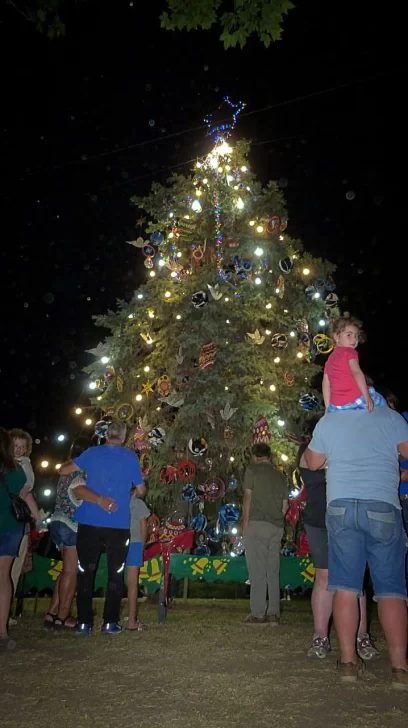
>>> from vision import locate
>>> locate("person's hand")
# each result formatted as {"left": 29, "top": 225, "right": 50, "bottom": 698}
{"left": 242, "top": 521, "right": 248, "bottom": 537}
{"left": 400, "top": 469, "right": 408, "bottom": 483}
{"left": 366, "top": 396, "right": 374, "bottom": 412}
{"left": 97, "top": 496, "right": 118, "bottom": 513}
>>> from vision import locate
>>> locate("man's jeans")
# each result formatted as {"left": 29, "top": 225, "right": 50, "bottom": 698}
{"left": 326, "top": 499, "right": 407, "bottom": 601}
{"left": 76, "top": 524, "right": 130, "bottom": 625}
{"left": 244, "top": 521, "right": 283, "bottom": 618}
{"left": 401, "top": 497, "right": 408, "bottom": 587}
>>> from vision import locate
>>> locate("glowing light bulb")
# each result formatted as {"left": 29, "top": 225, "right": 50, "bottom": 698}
{"left": 254, "top": 277, "right": 262, "bottom": 285}
{"left": 313, "top": 292, "right": 320, "bottom": 299}
{"left": 191, "top": 199, "right": 202, "bottom": 213}
{"left": 148, "top": 311, "right": 155, "bottom": 319}
{"left": 225, "top": 165, "right": 231, "bottom": 171}
{"left": 297, "top": 352, "right": 303, "bottom": 359}
{"left": 85, "top": 419, "right": 92, "bottom": 426}
{"left": 41, "top": 461, "right": 49, "bottom": 469}
{"left": 55, "top": 464, "right": 61, "bottom": 470}
{"left": 158, "top": 259, "right": 166, "bottom": 267}
{"left": 203, "top": 178, "right": 208, "bottom": 185}
{"left": 303, "top": 268, "right": 310, "bottom": 276}
{"left": 225, "top": 386, "right": 229, "bottom": 391}
{"left": 230, "top": 456, "right": 235, "bottom": 462}
{"left": 75, "top": 407, "right": 82, "bottom": 415}
{"left": 274, "top": 357, "right": 281, "bottom": 364}
{"left": 128, "top": 313, "right": 134, "bottom": 319}
{"left": 265, "top": 329, "right": 271, "bottom": 335}
{"left": 265, "top": 303, "right": 272, "bottom": 309}
{"left": 101, "top": 356, "right": 110, "bottom": 364}
{"left": 177, "top": 251, "right": 182, "bottom": 258}
{"left": 281, "top": 454, "right": 289, "bottom": 462}
{"left": 277, "top": 419, "right": 285, "bottom": 427}
{"left": 217, "top": 141, "right": 232, "bottom": 156}
{"left": 170, "top": 271, "right": 177, "bottom": 278}
{"left": 57, "top": 434, "right": 65, "bottom": 442}
{"left": 231, "top": 527, "right": 238, "bottom": 535}
{"left": 275, "top": 288, "right": 280, "bottom": 294}
{"left": 241, "top": 166, "right": 247, "bottom": 172}
{"left": 196, "top": 161, "right": 202, "bottom": 169}
{"left": 144, "top": 366, "right": 150, "bottom": 372}
{"left": 89, "top": 382, "right": 97, "bottom": 390}
{"left": 183, "top": 215, "right": 190, "bottom": 220}
{"left": 224, "top": 297, "right": 229, "bottom": 302}
{"left": 226, "top": 176, "right": 233, "bottom": 184}
{"left": 168, "top": 233, "right": 174, "bottom": 240}
{"left": 169, "top": 212, "right": 174, "bottom": 218}
{"left": 254, "top": 247, "right": 264, "bottom": 256}
{"left": 256, "top": 225, "right": 264, "bottom": 233}
{"left": 176, "top": 314, "right": 182, "bottom": 320}
{"left": 44, "top": 488, "right": 52, "bottom": 496}
{"left": 270, "top": 384, "right": 276, "bottom": 392}
{"left": 218, "top": 166, "right": 223, "bottom": 173}
{"left": 290, "top": 331, "right": 296, "bottom": 337}
{"left": 235, "top": 197, "right": 244, "bottom": 210}
{"left": 164, "top": 291, "right": 171, "bottom": 298}
{"left": 249, "top": 220, "right": 255, "bottom": 227}
{"left": 226, "top": 319, "right": 230, "bottom": 324}
{"left": 196, "top": 189, "right": 202, "bottom": 196}
{"left": 319, "top": 319, "right": 326, "bottom": 327}
{"left": 96, "top": 396, "right": 102, "bottom": 401}
{"left": 149, "top": 271, "right": 156, "bottom": 278}
{"left": 137, "top": 293, "right": 143, "bottom": 299}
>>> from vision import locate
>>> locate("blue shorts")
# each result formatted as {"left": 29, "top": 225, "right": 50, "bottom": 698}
{"left": 327, "top": 499, "right": 407, "bottom": 602}
{"left": 0, "top": 527, "right": 24, "bottom": 557}
{"left": 50, "top": 520, "right": 77, "bottom": 550}
{"left": 126, "top": 541, "right": 144, "bottom": 567}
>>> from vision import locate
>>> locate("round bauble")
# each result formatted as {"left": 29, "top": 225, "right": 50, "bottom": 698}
{"left": 188, "top": 437, "right": 208, "bottom": 457}
{"left": 325, "top": 292, "right": 339, "bottom": 309}
{"left": 150, "top": 231, "right": 164, "bottom": 245}
{"left": 278, "top": 257, "right": 293, "bottom": 274}
{"left": 191, "top": 290, "right": 208, "bottom": 309}
{"left": 95, "top": 420, "right": 110, "bottom": 439}
{"left": 160, "top": 465, "right": 178, "bottom": 485}
{"left": 148, "top": 427, "right": 165, "bottom": 447}
{"left": 299, "top": 393, "right": 319, "bottom": 411}
{"left": 218, "top": 503, "right": 240, "bottom": 525}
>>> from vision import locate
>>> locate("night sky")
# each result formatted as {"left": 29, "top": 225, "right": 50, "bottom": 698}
{"left": 1, "top": 0, "right": 405, "bottom": 472}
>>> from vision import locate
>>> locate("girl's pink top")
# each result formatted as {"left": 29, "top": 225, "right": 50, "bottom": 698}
{"left": 324, "top": 346, "right": 361, "bottom": 405}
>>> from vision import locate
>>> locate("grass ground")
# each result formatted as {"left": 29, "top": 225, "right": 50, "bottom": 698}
{"left": 1, "top": 597, "right": 407, "bottom": 728}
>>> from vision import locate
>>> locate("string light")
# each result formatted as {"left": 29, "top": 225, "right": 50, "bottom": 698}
{"left": 135, "top": 394, "right": 143, "bottom": 402}
{"left": 101, "top": 356, "right": 110, "bottom": 364}
{"left": 85, "top": 419, "right": 93, "bottom": 426}
{"left": 176, "top": 314, "right": 182, "bottom": 320}
{"left": 164, "top": 291, "right": 171, "bottom": 298}
{"left": 177, "top": 251, "right": 182, "bottom": 258}
{"left": 274, "top": 357, "right": 281, "bottom": 363}
{"left": 256, "top": 225, "right": 264, "bottom": 233}
{"left": 149, "top": 271, "right": 156, "bottom": 278}
{"left": 75, "top": 407, "right": 82, "bottom": 415}
{"left": 230, "top": 456, "right": 235, "bottom": 462}
{"left": 225, "top": 386, "right": 229, "bottom": 391}
{"left": 235, "top": 197, "right": 244, "bottom": 210}
{"left": 265, "top": 329, "right": 271, "bottom": 335}
{"left": 265, "top": 303, "right": 272, "bottom": 309}
{"left": 224, "top": 297, "right": 229, "bottom": 302}
{"left": 319, "top": 319, "right": 326, "bottom": 327}
{"left": 297, "top": 352, "right": 303, "bottom": 359}
{"left": 191, "top": 199, "right": 202, "bottom": 213}
{"left": 41, "top": 461, "right": 49, "bottom": 468}
{"left": 270, "top": 384, "right": 276, "bottom": 392}
{"left": 128, "top": 314, "right": 134, "bottom": 319}
{"left": 89, "top": 382, "right": 97, "bottom": 390}
{"left": 281, "top": 454, "right": 289, "bottom": 462}
{"left": 55, "top": 464, "right": 62, "bottom": 470}
{"left": 158, "top": 259, "right": 166, "bottom": 267}
{"left": 255, "top": 277, "right": 262, "bottom": 285}
{"left": 44, "top": 488, "right": 52, "bottom": 496}
{"left": 277, "top": 419, "right": 285, "bottom": 427}
{"left": 137, "top": 294, "right": 143, "bottom": 299}
{"left": 303, "top": 268, "right": 310, "bottom": 275}
{"left": 249, "top": 220, "right": 255, "bottom": 226}
{"left": 97, "top": 396, "right": 102, "bottom": 401}
{"left": 144, "top": 366, "right": 150, "bottom": 372}
{"left": 241, "top": 166, "right": 247, "bottom": 172}
{"left": 148, "top": 311, "right": 155, "bottom": 318}
{"left": 57, "top": 434, "right": 65, "bottom": 442}
{"left": 290, "top": 331, "right": 296, "bottom": 337}
{"left": 313, "top": 292, "right": 320, "bottom": 299}
{"left": 254, "top": 247, "right": 264, "bottom": 256}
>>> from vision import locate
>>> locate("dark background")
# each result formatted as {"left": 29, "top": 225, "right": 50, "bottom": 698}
{"left": 1, "top": 0, "right": 404, "bottom": 475}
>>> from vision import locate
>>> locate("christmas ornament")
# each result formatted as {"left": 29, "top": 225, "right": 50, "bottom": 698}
{"left": 191, "top": 290, "right": 209, "bottom": 309}
{"left": 182, "top": 484, "right": 198, "bottom": 502}
{"left": 305, "top": 285, "right": 317, "bottom": 300}
{"left": 140, "top": 332, "right": 154, "bottom": 345}
{"left": 160, "top": 465, "right": 178, "bottom": 485}
{"left": 266, "top": 216, "right": 281, "bottom": 235}
{"left": 127, "top": 237, "right": 145, "bottom": 248}
{"left": 177, "top": 459, "right": 196, "bottom": 481}
{"left": 199, "top": 341, "right": 217, "bottom": 370}
{"left": 191, "top": 513, "right": 208, "bottom": 532}
{"left": 175, "top": 345, "right": 184, "bottom": 365}
{"left": 136, "top": 217, "right": 147, "bottom": 227}
{"left": 226, "top": 238, "right": 238, "bottom": 248}
{"left": 150, "top": 231, "right": 164, "bottom": 245}
{"left": 278, "top": 257, "right": 293, "bottom": 274}
{"left": 284, "top": 370, "right": 295, "bottom": 386}
{"left": 195, "top": 531, "right": 209, "bottom": 547}
{"left": 203, "top": 477, "right": 225, "bottom": 501}
{"left": 104, "top": 366, "right": 115, "bottom": 381}
{"left": 208, "top": 526, "right": 222, "bottom": 542}
{"left": 148, "top": 427, "right": 165, "bottom": 447}
{"left": 191, "top": 244, "right": 205, "bottom": 266}
{"left": 188, "top": 438, "right": 208, "bottom": 457}
{"left": 206, "top": 408, "right": 216, "bottom": 429}
{"left": 140, "top": 452, "right": 151, "bottom": 478}
{"left": 116, "top": 370, "right": 124, "bottom": 392}
{"left": 146, "top": 514, "right": 160, "bottom": 544}
{"left": 299, "top": 393, "right": 319, "bottom": 411}
{"left": 228, "top": 476, "right": 238, "bottom": 490}
{"left": 313, "top": 333, "right": 334, "bottom": 354}
{"left": 224, "top": 426, "right": 234, "bottom": 449}
{"left": 324, "top": 276, "right": 336, "bottom": 292}
{"left": 141, "top": 380, "right": 154, "bottom": 396}
{"left": 220, "top": 402, "right": 238, "bottom": 421}
{"left": 159, "top": 521, "right": 186, "bottom": 543}
{"left": 218, "top": 503, "right": 240, "bottom": 526}
{"left": 271, "top": 333, "right": 288, "bottom": 349}
{"left": 116, "top": 402, "right": 134, "bottom": 422}
{"left": 325, "top": 293, "right": 339, "bottom": 309}
{"left": 315, "top": 278, "right": 326, "bottom": 293}
{"left": 207, "top": 283, "right": 223, "bottom": 300}
{"left": 86, "top": 342, "right": 109, "bottom": 358}
{"left": 253, "top": 416, "right": 271, "bottom": 444}
{"left": 296, "top": 318, "right": 309, "bottom": 335}
{"left": 142, "top": 244, "right": 156, "bottom": 259}
{"left": 176, "top": 369, "right": 195, "bottom": 389}
{"left": 157, "top": 375, "right": 172, "bottom": 397}
{"left": 158, "top": 391, "right": 184, "bottom": 408}
{"left": 144, "top": 256, "right": 154, "bottom": 270}
{"left": 95, "top": 420, "right": 110, "bottom": 439}
{"left": 231, "top": 535, "right": 245, "bottom": 556}
{"left": 178, "top": 216, "right": 197, "bottom": 241}
{"left": 276, "top": 275, "right": 285, "bottom": 299}
{"left": 247, "top": 329, "right": 265, "bottom": 345}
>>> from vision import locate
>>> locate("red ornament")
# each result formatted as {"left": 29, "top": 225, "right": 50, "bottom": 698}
{"left": 266, "top": 216, "right": 281, "bottom": 235}
{"left": 253, "top": 416, "right": 271, "bottom": 445}
{"left": 177, "top": 459, "right": 197, "bottom": 481}
{"left": 199, "top": 341, "right": 217, "bottom": 370}
{"left": 284, "top": 370, "right": 295, "bottom": 387}
{"left": 226, "top": 238, "right": 238, "bottom": 248}
{"left": 160, "top": 465, "right": 178, "bottom": 485}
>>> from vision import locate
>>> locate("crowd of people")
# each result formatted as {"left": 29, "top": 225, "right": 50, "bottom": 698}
{"left": 0, "top": 317, "right": 407, "bottom": 692}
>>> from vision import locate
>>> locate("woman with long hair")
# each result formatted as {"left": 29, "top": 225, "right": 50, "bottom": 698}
{"left": 0, "top": 427, "right": 27, "bottom": 650}
{"left": 44, "top": 436, "right": 90, "bottom": 630}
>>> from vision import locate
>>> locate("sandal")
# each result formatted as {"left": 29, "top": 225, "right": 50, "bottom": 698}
{"left": 43, "top": 612, "right": 58, "bottom": 631}
{"left": 53, "top": 616, "right": 77, "bottom": 630}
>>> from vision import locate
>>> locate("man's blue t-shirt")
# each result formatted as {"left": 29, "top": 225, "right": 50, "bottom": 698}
{"left": 309, "top": 407, "right": 408, "bottom": 509}
{"left": 74, "top": 445, "right": 143, "bottom": 529}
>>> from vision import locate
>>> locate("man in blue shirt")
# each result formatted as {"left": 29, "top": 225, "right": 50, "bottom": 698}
{"left": 65, "top": 419, "right": 145, "bottom": 635}
{"left": 305, "top": 406, "right": 408, "bottom": 691}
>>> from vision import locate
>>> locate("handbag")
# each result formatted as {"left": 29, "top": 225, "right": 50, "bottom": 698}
{"left": 0, "top": 473, "right": 32, "bottom": 523}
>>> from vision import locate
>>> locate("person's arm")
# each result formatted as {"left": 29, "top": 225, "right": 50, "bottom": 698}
{"left": 62, "top": 460, "right": 77, "bottom": 475}
{"left": 282, "top": 499, "right": 288, "bottom": 515}
{"left": 322, "top": 373, "right": 331, "bottom": 410}
{"left": 72, "top": 484, "right": 118, "bottom": 513}
{"left": 131, "top": 483, "right": 146, "bottom": 498}
{"left": 400, "top": 468, "right": 408, "bottom": 483}
{"left": 18, "top": 457, "right": 35, "bottom": 493}
{"left": 242, "top": 489, "right": 252, "bottom": 535}
{"left": 349, "top": 359, "right": 373, "bottom": 411}
{"left": 398, "top": 442, "right": 408, "bottom": 459}
{"left": 304, "top": 448, "right": 326, "bottom": 470}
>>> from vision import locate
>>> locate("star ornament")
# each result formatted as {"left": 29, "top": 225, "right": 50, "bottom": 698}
{"left": 136, "top": 216, "right": 147, "bottom": 227}
{"left": 247, "top": 329, "right": 265, "bottom": 345}
{"left": 141, "top": 380, "right": 154, "bottom": 396}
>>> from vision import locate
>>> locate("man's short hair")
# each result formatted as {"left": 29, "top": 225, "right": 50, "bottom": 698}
{"left": 252, "top": 443, "right": 271, "bottom": 459}
{"left": 106, "top": 420, "right": 126, "bottom": 443}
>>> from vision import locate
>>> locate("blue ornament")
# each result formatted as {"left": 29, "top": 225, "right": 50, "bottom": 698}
{"left": 324, "top": 276, "right": 336, "bottom": 292}
{"left": 194, "top": 545, "right": 211, "bottom": 556}
{"left": 182, "top": 484, "right": 197, "bottom": 502}
{"left": 305, "top": 285, "right": 317, "bottom": 300}
{"left": 94, "top": 420, "right": 110, "bottom": 438}
{"left": 299, "top": 393, "right": 319, "bottom": 411}
{"left": 148, "top": 119, "right": 155, "bottom": 127}
{"left": 191, "top": 513, "right": 208, "bottom": 531}
{"left": 314, "top": 278, "right": 326, "bottom": 293}
{"left": 150, "top": 232, "right": 164, "bottom": 245}
{"left": 218, "top": 503, "right": 240, "bottom": 526}
{"left": 228, "top": 477, "right": 238, "bottom": 490}
{"left": 207, "top": 526, "right": 222, "bottom": 542}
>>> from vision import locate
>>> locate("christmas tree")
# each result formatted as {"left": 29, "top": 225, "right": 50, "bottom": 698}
{"left": 84, "top": 98, "right": 337, "bottom": 550}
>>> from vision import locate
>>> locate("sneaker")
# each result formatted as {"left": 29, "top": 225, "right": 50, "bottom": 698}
{"left": 101, "top": 622, "right": 122, "bottom": 635}
{"left": 242, "top": 615, "right": 268, "bottom": 626}
{"left": 391, "top": 668, "right": 408, "bottom": 691}
{"left": 265, "top": 614, "right": 280, "bottom": 626}
{"left": 75, "top": 623, "right": 92, "bottom": 636}
{"left": 356, "top": 633, "right": 380, "bottom": 660}
{"left": 308, "top": 633, "right": 331, "bottom": 659}
{"left": 337, "top": 659, "right": 364, "bottom": 684}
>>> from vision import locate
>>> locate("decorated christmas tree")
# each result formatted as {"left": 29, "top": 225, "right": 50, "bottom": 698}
{"left": 84, "top": 98, "right": 338, "bottom": 554}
